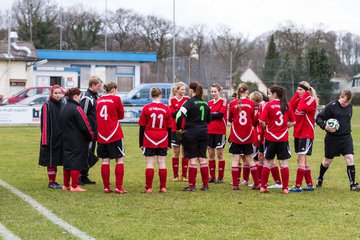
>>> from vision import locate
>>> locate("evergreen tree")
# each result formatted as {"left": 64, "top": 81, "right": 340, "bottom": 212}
{"left": 277, "top": 53, "right": 294, "bottom": 98}
{"left": 293, "top": 53, "right": 309, "bottom": 85}
{"left": 262, "top": 35, "right": 280, "bottom": 86}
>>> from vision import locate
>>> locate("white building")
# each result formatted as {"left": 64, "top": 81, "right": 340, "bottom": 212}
{"left": 240, "top": 67, "right": 268, "bottom": 93}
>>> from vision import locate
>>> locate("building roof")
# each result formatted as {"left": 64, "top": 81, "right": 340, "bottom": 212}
{"left": 36, "top": 50, "right": 157, "bottom": 62}
{"left": 0, "top": 41, "right": 38, "bottom": 61}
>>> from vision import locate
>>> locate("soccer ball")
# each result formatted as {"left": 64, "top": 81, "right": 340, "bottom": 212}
{"left": 326, "top": 118, "right": 340, "bottom": 131}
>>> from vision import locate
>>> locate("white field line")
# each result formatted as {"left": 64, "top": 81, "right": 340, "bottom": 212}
{"left": 0, "top": 223, "right": 21, "bottom": 240}
{"left": 0, "top": 179, "right": 95, "bottom": 240}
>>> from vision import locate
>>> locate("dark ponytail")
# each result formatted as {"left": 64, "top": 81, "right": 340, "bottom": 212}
{"left": 65, "top": 88, "right": 81, "bottom": 100}
{"left": 189, "top": 81, "right": 203, "bottom": 100}
{"left": 269, "top": 85, "right": 288, "bottom": 114}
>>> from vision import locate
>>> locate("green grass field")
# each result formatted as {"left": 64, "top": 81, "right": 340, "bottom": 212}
{"left": 1, "top": 107, "right": 360, "bottom": 240}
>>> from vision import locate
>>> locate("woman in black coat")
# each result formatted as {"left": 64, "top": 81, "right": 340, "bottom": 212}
{"left": 60, "top": 88, "right": 94, "bottom": 192}
{"left": 39, "top": 85, "right": 64, "bottom": 189}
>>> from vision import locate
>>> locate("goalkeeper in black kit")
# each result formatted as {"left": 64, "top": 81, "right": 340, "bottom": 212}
{"left": 315, "top": 89, "right": 359, "bottom": 191}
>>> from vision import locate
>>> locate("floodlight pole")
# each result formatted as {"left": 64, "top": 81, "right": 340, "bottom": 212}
{"left": 172, "top": 0, "right": 176, "bottom": 83}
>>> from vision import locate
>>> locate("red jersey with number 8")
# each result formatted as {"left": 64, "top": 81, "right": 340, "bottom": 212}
{"left": 96, "top": 95, "right": 124, "bottom": 144}
{"left": 138, "top": 102, "right": 172, "bottom": 148}
{"left": 229, "top": 98, "right": 255, "bottom": 144}
{"left": 259, "top": 99, "right": 295, "bottom": 142}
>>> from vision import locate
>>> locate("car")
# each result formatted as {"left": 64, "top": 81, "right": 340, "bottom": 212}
{"left": 15, "top": 94, "right": 49, "bottom": 106}
{"left": 120, "top": 83, "right": 173, "bottom": 106}
{"left": 2, "top": 86, "right": 65, "bottom": 105}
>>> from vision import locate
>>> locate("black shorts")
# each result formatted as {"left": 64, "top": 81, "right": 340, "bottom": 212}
{"left": 264, "top": 140, "right": 291, "bottom": 160}
{"left": 182, "top": 133, "right": 208, "bottom": 159}
{"left": 294, "top": 138, "right": 313, "bottom": 155}
{"left": 229, "top": 142, "right": 253, "bottom": 155}
{"left": 208, "top": 134, "right": 226, "bottom": 149}
{"left": 142, "top": 147, "right": 168, "bottom": 157}
{"left": 324, "top": 134, "right": 354, "bottom": 159}
{"left": 97, "top": 139, "right": 125, "bottom": 159}
{"left": 171, "top": 132, "right": 182, "bottom": 146}
{"left": 253, "top": 143, "right": 265, "bottom": 161}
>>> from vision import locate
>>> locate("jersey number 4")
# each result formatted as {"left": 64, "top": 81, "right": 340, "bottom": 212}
{"left": 100, "top": 105, "right": 108, "bottom": 120}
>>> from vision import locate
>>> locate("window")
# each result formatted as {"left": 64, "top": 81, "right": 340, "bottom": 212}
{"left": 140, "top": 89, "right": 150, "bottom": 98}
{"left": 117, "top": 76, "right": 134, "bottom": 92}
{"left": 332, "top": 82, "right": 340, "bottom": 91}
{"left": 116, "top": 66, "right": 135, "bottom": 74}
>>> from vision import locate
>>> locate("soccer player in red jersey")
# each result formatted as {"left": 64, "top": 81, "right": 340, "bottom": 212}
{"left": 207, "top": 83, "right": 227, "bottom": 184}
{"left": 96, "top": 82, "right": 127, "bottom": 194}
{"left": 168, "top": 82, "right": 190, "bottom": 182}
{"left": 228, "top": 83, "right": 260, "bottom": 190}
{"left": 139, "top": 88, "right": 172, "bottom": 193}
{"left": 259, "top": 85, "right": 296, "bottom": 194}
{"left": 288, "top": 81, "right": 318, "bottom": 192}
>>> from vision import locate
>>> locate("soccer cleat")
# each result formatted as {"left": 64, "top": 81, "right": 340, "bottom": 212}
{"left": 350, "top": 183, "right": 360, "bottom": 191}
{"left": 172, "top": 177, "right": 180, "bottom": 182}
{"left": 302, "top": 185, "right": 315, "bottom": 191}
{"left": 181, "top": 177, "right": 188, "bottom": 182}
{"left": 251, "top": 184, "right": 261, "bottom": 190}
{"left": 289, "top": 186, "right": 302, "bottom": 192}
{"left": 144, "top": 188, "right": 152, "bottom": 193}
{"left": 208, "top": 177, "right": 215, "bottom": 183}
{"left": 215, "top": 178, "right": 224, "bottom": 184}
{"left": 200, "top": 185, "right": 209, "bottom": 191}
{"left": 239, "top": 180, "right": 248, "bottom": 186}
{"left": 248, "top": 183, "right": 254, "bottom": 188}
{"left": 316, "top": 178, "right": 323, "bottom": 188}
{"left": 80, "top": 176, "right": 96, "bottom": 185}
{"left": 232, "top": 186, "right": 240, "bottom": 190}
{"left": 183, "top": 186, "right": 196, "bottom": 191}
{"left": 268, "top": 183, "right": 283, "bottom": 189}
{"left": 260, "top": 187, "right": 270, "bottom": 193}
{"left": 115, "top": 188, "right": 128, "bottom": 194}
{"left": 104, "top": 188, "right": 113, "bottom": 194}
{"left": 283, "top": 189, "right": 289, "bottom": 194}
{"left": 48, "top": 182, "right": 62, "bottom": 189}
{"left": 62, "top": 185, "right": 70, "bottom": 191}
{"left": 70, "top": 186, "right": 87, "bottom": 192}
{"left": 159, "top": 188, "right": 167, "bottom": 193}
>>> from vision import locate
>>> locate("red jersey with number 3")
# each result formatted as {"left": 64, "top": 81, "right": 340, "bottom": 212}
{"left": 169, "top": 96, "right": 189, "bottom": 132}
{"left": 259, "top": 99, "right": 295, "bottom": 142}
{"left": 138, "top": 102, "right": 172, "bottom": 148}
{"left": 208, "top": 98, "right": 227, "bottom": 134}
{"left": 229, "top": 98, "right": 255, "bottom": 144}
{"left": 96, "top": 95, "right": 124, "bottom": 144}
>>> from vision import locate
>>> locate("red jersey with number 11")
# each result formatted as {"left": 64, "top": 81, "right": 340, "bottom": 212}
{"left": 138, "top": 102, "right": 171, "bottom": 148}
{"left": 96, "top": 95, "right": 124, "bottom": 144}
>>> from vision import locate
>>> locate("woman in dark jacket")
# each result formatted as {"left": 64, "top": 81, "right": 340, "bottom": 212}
{"left": 39, "top": 85, "right": 64, "bottom": 189}
{"left": 60, "top": 88, "right": 94, "bottom": 192}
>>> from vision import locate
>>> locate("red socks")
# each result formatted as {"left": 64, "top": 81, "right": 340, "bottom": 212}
{"left": 232, "top": 167, "right": 240, "bottom": 187}
{"left": 188, "top": 164, "right": 197, "bottom": 187}
{"left": 145, "top": 168, "right": 154, "bottom": 190}
{"left": 200, "top": 163, "right": 209, "bottom": 187}
{"left": 63, "top": 169, "right": 71, "bottom": 187}
{"left": 243, "top": 165, "right": 250, "bottom": 182}
{"left": 47, "top": 167, "right": 57, "bottom": 184}
{"left": 115, "top": 164, "right": 124, "bottom": 190}
{"left": 172, "top": 157, "right": 179, "bottom": 178}
{"left": 256, "top": 163, "right": 263, "bottom": 182}
{"left": 295, "top": 168, "right": 305, "bottom": 188}
{"left": 250, "top": 166, "right": 259, "bottom": 187}
{"left": 271, "top": 164, "right": 282, "bottom": 184}
{"left": 281, "top": 167, "right": 289, "bottom": 190}
{"left": 158, "top": 169, "right": 167, "bottom": 189}
{"left": 218, "top": 160, "right": 225, "bottom": 179}
{"left": 305, "top": 166, "right": 313, "bottom": 186}
{"left": 209, "top": 160, "right": 216, "bottom": 179}
{"left": 101, "top": 164, "right": 110, "bottom": 189}
{"left": 181, "top": 158, "right": 189, "bottom": 178}
{"left": 70, "top": 170, "right": 80, "bottom": 188}
{"left": 261, "top": 166, "right": 271, "bottom": 188}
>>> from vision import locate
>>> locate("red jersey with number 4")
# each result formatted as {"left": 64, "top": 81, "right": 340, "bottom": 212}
{"left": 138, "top": 102, "right": 172, "bottom": 148}
{"left": 229, "top": 98, "right": 255, "bottom": 144}
{"left": 208, "top": 98, "right": 227, "bottom": 135}
{"left": 96, "top": 95, "right": 124, "bottom": 144}
{"left": 169, "top": 96, "right": 189, "bottom": 132}
{"left": 259, "top": 99, "right": 296, "bottom": 142}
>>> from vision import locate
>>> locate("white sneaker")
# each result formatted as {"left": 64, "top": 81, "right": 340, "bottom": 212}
{"left": 240, "top": 180, "right": 248, "bottom": 186}
{"left": 248, "top": 183, "right": 254, "bottom": 188}
{"left": 268, "top": 183, "right": 282, "bottom": 189}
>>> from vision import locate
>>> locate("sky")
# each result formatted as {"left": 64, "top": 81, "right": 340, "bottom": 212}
{"left": 2, "top": 0, "right": 360, "bottom": 39}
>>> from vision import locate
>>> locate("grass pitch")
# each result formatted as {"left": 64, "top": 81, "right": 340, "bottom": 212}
{"left": 1, "top": 107, "right": 360, "bottom": 239}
